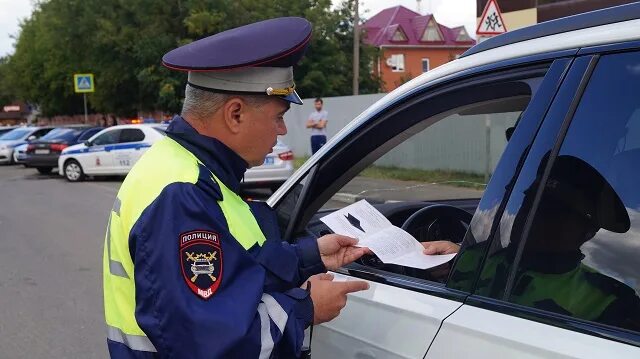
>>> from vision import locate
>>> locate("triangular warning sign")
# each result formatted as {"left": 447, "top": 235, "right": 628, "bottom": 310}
{"left": 476, "top": 0, "right": 507, "bottom": 36}
{"left": 78, "top": 77, "right": 91, "bottom": 89}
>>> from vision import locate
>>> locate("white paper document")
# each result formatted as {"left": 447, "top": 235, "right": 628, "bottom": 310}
{"left": 320, "top": 200, "right": 456, "bottom": 269}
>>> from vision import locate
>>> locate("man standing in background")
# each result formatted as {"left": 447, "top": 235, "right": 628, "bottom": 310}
{"left": 306, "top": 98, "right": 328, "bottom": 154}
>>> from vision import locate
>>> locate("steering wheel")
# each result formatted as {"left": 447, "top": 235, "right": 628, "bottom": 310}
{"left": 401, "top": 204, "right": 472, "bottom": 242}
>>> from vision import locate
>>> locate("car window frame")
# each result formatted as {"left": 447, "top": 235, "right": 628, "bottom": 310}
{"left": 91, "top": 129, "right": 122, "bottom": 146}
{"left": 278, "top": 55, "right": 575, "bottom": 300}
{"left": 466, "top": 45, "right": 640, "bottom": 347}
{"left": 118, "top": 128, "right": 146, "bottom": 144}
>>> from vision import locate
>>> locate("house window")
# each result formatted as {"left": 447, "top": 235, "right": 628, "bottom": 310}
{"left": 421, "top": 18, "right": 443, "bottom": 42}
{"left": 422, "top": 58, "right": 430, "bottom": 72}
{"left": 391, "top": 28, "right": 407, "bottom": 42}
{"left": 456, "top": 27, "right": 472, "bottom": 42}
{"left": 389, "top": 54, "right": 405, "bottom": 72}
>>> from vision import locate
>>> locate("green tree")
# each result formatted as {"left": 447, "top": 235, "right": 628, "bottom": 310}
{"left": 1, "top": 0, "right": 381, "bottom": 117}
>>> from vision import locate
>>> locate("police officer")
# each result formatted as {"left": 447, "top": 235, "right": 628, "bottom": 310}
{"left": 103, "top": 17, "right": 370, "bottom": 358}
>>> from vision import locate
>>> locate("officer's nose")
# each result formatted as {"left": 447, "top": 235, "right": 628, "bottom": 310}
{"left": 277, "top": 120, "right": 288, "bottom": 136}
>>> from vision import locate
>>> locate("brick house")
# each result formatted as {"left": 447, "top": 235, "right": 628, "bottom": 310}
{"left": 363, "top": 6, "right": 476, "bottom": 92}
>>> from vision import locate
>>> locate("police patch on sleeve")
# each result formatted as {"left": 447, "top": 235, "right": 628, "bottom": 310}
{"left": 179, "top": 230, "right": 223, "bottom": 300}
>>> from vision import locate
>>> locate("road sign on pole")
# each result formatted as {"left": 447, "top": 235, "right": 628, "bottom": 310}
{"left": 73, "top": 74, "right": 94, "bottom": 124}
{"left": 476, "top": 0, "right": 507, "bottom": 37}
{"left": 73, "top": 74, "right": 94, "bottom": 93}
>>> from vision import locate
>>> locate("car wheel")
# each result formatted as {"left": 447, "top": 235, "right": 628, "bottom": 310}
{"left": 64, "top": 160, "right": 84, "bottom": 182}
{"left": 36, "top": 167, "right": 53, "bottom": 175}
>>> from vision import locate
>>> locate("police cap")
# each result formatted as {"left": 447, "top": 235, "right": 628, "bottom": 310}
{"left": 162, "top": 17, "right": 312, "bottom": 105}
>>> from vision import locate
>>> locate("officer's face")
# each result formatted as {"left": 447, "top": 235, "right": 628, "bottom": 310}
{"left": 241, "top": 98, "right": 289, "bottom": 167}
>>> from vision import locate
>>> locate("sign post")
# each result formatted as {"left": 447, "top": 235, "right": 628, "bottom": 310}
{"left": 476, "top": 0, "right": 507, "bottom": 43}
{"left": 73, "top": 73, "right": 95, "bottom": 124}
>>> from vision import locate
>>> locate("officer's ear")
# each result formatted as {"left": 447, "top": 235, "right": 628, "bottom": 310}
{"left": 222, "top": 97, "right": 245, "bottom": 134}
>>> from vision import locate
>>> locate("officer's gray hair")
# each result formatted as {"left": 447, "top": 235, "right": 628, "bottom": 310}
{"left": 181, "top": 84, "right": 269, "bottom": 121}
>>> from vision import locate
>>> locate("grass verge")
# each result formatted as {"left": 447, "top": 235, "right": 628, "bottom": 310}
{"left": 294, "top": 155, "right": 486, "bottom": 190}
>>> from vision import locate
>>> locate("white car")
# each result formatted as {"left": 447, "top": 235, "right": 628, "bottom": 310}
{"left": 242, "top": 140, "right": 294, "bottom": 192}
{"left": 268, "top": 4, "right": 640, "bottom": 358}
{"left": 58, "top": 124, "right": 166, "bottom": 182}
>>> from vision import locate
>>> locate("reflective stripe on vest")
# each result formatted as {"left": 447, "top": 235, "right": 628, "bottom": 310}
{"left": 103, "top": 136, "right": 266, "bottom": 352}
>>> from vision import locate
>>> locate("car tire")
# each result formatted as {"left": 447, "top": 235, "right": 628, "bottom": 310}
{"left": 36, "top": 167, "right": 53, "bottom": 175}
{"left": 64, "top": 160, "right": 84, "bottom": 182}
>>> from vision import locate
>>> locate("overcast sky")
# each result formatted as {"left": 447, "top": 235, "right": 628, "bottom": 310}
{"left": 0, "top": 0, "right": 476, "bottom": 56}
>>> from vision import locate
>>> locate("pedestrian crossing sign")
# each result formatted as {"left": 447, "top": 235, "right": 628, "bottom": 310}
{"left": 74, "top": 73, "right": 95, "bottom": 93}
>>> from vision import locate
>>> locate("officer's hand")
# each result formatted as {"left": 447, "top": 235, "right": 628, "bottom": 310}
{"left": 317, "top": 234, "right": 370, "bottom": 271}
{"left": 422, "top": 240, "right": 460, "bottom": 255}
{"left": 306, "top": 273, "right": 369, "bottom": 325}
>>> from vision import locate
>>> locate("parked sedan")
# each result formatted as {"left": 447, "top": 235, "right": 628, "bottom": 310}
{"left": 25, "top": 126, "right": 103, "bottom": 174}
{"left": 242, "top": 140, "right": 294, "bottom": 192}
{"left": 268, "top": 4, "right": 640, "bottom": 358}
{"left": 0, "top": 126, "right": 53, "bottom": 164}
{"left": 58, "top": 124, "right": 166, "bottom": 181}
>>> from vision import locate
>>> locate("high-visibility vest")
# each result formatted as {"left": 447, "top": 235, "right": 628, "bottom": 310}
{"left": 103, "top": 136, "right": 267, "bottom": 352}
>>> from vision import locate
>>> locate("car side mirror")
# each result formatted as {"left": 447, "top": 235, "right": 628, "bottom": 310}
{"left": 84, "top": 140, "right": 92, "bottom": 147}
{"left": 27, "top": 135, "right": 36, "bottom": 141}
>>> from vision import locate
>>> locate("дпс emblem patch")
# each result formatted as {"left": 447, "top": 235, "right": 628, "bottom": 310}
{"left": 179, "top": 230, "right": 222, "bottom": 300}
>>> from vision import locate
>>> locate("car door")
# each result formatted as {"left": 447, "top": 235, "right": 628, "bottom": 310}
{"left": 428, "top": 49, "right": 640, "bottom": 357}
{"left": 272, "top": 56, "right": 573, "bottom": 358}
{"left": 82, "top": 128, "right": 121, "bottom": 174}
{"left": 111, "top": 128, "right": 146, "bottom": 174}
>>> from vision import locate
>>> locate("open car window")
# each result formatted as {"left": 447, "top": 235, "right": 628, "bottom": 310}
{"left": 321, "top": 93, "right": 534, "bottom": 211}
{"left": 276, "top": 62, "right": 570, "bottom": 290}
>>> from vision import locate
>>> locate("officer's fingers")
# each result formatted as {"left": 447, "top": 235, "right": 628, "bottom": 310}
{"left": 313, "top": 273, "right": 335, "bottom": 281}
{"left": 342, "top": 247, "right": 368, "bottom": 263}
{"left": 336, "top": 280, "right": 370, "bottom": 294}
{"left": 334, "top": 234, "right": 359, "bottom": 247}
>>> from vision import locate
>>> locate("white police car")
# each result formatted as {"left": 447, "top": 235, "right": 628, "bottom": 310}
{"left": 58, "top": 124, "right": 166, "bottom": 182}
{"left": 269, "top": 4, "right": 640, "bottom": 358}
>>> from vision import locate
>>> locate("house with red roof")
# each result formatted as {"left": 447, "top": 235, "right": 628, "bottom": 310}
{"left": 363, "top": 6, "right": 475, "bottom": 91}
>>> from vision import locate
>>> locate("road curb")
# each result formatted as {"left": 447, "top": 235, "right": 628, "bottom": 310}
{"left": 332, "top": 192, "right": 360, "bottom": 204}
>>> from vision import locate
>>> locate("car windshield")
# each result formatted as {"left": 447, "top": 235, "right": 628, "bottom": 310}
{"left": 41, "top": 128, "right": 84, "bottom": 141}
{"left": 0, "top": 128, "right": 32, "bottom": 140}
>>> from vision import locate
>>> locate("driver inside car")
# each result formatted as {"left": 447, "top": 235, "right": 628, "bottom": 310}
{"left": 419, "top": 154, "right": 640, "bottom": 331}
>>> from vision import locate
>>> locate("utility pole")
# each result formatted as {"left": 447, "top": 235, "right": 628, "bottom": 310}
{"left": 352, "top": 0, "right": 360, "bottom": 95}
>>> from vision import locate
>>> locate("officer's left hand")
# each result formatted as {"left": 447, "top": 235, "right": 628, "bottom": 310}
{"left": 318, "top": 234, "right": 370, "bottom": 270}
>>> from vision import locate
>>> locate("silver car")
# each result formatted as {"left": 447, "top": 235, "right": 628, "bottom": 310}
{"left": 242, "top": 140, "right": 294, "bottom": 192}
{"left": 0, "top": 127, "right": 53, "bottom": 164}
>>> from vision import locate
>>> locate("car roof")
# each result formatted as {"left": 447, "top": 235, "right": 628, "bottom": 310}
{"left": 463, "top": 2, "right": 640, "bottom": 58}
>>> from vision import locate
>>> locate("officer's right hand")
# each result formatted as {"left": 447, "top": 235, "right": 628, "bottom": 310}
{"left": 305, "top": 273, "right": 369, "bottom": 325}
